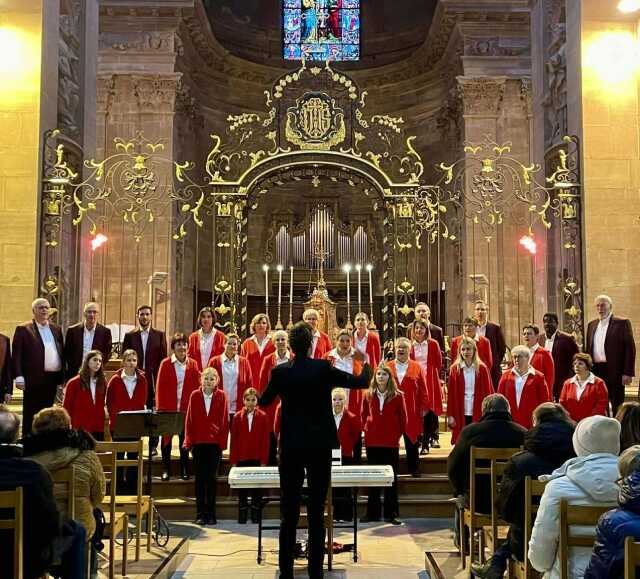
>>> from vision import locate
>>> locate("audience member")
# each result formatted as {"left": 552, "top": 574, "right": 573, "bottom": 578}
{"left": 155, "top": 333, "right": 200, "bottom": 481}
{"left": 522, "top": 324, "right": 555, "bottom": 399}
{"left": 585, "top": 444, "right": 640, "bottom": 578}
{"left": 361, "top": 365, "right": 407, "bottom": 525}
{"left": 497, "top": 345, "right": 550, "bottom": 429}
{"left": 0, "top": 407, "right": 61, "bottom": 578}
{"left": 63, "top": 302, "right": 112, "bottom": 378}
{"left": 24, "top": 406, "right": 106, "bottom": 575}
{"left": 616, "top": 402, "right": 640, "bottom": 452}
{"left": 331, "top": 387, "right": 362, "bottom": 521}
{"left": 387, "top": 336, "right": 430, "bottom": 476}
{"left": 241, "top": 313, "right": 275, "bottom": 388}
{"left": 302, "top": 308, "right": 332, "bottom": 359}
{"left": 541, "top": 313, "right": 579, "bottom": 401}
{"left": 0, "top": 332, "right": 11, "bottom": 403}
{"left": 447, "top": 337, "right": 494, "bottom": 444}
{"left": 410, "top": 319, "right": 443, "bottom": 452}
{"left": 209, "top": 333, "right": 254, "bottom": 419}
{"left": 559, "top": 353, "right": 609, "bottom": 422}
{"left": 184, "top": 367, "right": 229, "bottom": 525}
{"left": 528, "top": 415, "right": 621, "bottom": 578}
{"left": 230, "top": 388, "right": 269, "bottom": 524}
{"left": 471, "top": 403, "right": 575, "bottom": 579}
{"left": 62, "top": 349, "right": 107, "bottom": 440}
{"left": 12, "top": 298, "right": 64, "bottom": 435}
{"left": 450, "top": 317, "right": 493, "bottom": 370}
{"left": 447, "top": 394, "right": 526, "bottom": 548}
{"left": 187, "top": 306, "right": 225, "bottom": 372}
{"left": 586, "top": 294, "right": 636, "bottom": 416}
{"left": 474, "top": 300, "right": 507, "bottom": 388}
{"left": 353, "top": 312, "right": 382, "bottom": 368}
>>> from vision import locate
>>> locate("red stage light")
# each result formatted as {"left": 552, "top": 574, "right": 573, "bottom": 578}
{"left": 91, "top": 233, "right": 108, "bottom": 251}
{"left": 519, "top": 235, "right": 537, "bottom": 255}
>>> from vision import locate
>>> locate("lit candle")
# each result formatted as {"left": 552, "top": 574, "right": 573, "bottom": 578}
{"left": 289, "top": 266, "right": 294, "bottom": 304}
{"left": 343, "top": 263, "right": 352, "bottom": 326}
{"left": 366, "top": 263, "right": 373, "bottom": 302}
{"left": 356, "top": 263, "right": 362, "bottom": 313}
{"left": 277, "top": 264, "right": 283, "bottom": 306}
{"left": 263, "top": 264, "right": 269, "bottom": 311}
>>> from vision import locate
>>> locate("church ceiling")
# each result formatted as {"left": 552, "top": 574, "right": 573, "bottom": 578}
{"left": 202, "top": 0, "right": 438, "bottom": 69}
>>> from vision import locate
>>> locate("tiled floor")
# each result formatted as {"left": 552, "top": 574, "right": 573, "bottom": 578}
{"left": 170, "top": 518, "right": 458, "bottom": 578}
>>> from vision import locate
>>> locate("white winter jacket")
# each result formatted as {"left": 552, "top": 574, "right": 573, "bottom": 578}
{"left": 528, "top": 453, "right": 619, "bottom": 579}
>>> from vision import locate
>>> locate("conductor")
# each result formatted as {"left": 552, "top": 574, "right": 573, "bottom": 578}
{"left": 259, "top": 321, "right": 372, "bottom": 579}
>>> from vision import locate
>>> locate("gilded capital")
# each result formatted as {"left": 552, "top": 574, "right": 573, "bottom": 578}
{"left": 457, "top": 76, "right": 506, "bottom": 116}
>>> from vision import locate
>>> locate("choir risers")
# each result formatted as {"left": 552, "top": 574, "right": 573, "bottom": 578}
{"left": 228, "top": 465, "right": 394, "bottom": 489}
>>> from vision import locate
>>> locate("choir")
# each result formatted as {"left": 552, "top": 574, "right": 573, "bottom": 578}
{"left": 42, "top": 293, "right": 632, "bottom": 527}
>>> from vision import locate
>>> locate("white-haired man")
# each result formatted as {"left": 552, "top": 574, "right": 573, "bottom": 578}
{"left": 11, "top": 298, "right": 64, "bottom": 435}
{"left": 64, "top": 301, "right": 112, "bottom": 377}
{"left": 586, "top": 294, "right": 636, "bottom": 416}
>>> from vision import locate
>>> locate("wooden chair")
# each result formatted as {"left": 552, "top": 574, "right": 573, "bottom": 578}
{"left": 0, "top": 488, "right": 23, "bottom": 579}
{"left": 96, "top": 447, "right": 128, "bottom": 579}
{"left": 51, "top": 466, "right": 77, "bottom": 519}
{"left": 509, "top": 477, "right": 546, "bottom": 579}
{"left": 459, "top": 446, "right": 520, "bottom": 569}
{"left": 558, "top": 499, "right": 612, "bottom": 579}
{"left": 96, "top": 440, "right": 153, "bottom": 562}
{"left": 625, "top": 536, "right": 640, "bottom": 579}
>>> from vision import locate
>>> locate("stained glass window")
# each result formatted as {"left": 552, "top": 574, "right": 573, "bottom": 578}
{"left": 283, "top": 0, "right": 360, "bottom": 62}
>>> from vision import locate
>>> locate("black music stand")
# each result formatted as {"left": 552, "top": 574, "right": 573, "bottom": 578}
{"left": 114, "top": 411, "right": 184, "bottom": 497}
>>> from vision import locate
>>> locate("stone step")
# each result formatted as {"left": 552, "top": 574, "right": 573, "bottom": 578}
{"left": 155, "top": 493, "right": 455, "bottom": 520}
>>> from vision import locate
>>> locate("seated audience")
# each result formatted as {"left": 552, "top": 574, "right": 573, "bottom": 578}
{"left": 447, "top": 336, "right": 494, "bottom": 444}
{"left": 361, "top": 365, "right": 407, "bottom": 525}
{"left": 62, "top": 349, "right": 107, "bottom": 440}
{"left": 447, "top": 393, "right": 526, "bottom": 548}
{"left": 471, "top": 403, "right": 575, "bottom": 578}
{"left": 497, "top": 345, "right": 550, "bottom": 429}
{"left": 156, "top": 332, "right": 200, "bottom": 481}
{"left": 331, "top": 387, "right": 362, "bottom": 521}
{"left": 0, "top": 406, "right": 61, "bottom": 579}
{"left": 616, "top": 402, "right": 640, "bottom": 452}
{"left": 184, "top": 367, "right": 229, "bottom": 525}
{"left": 585, "top": 444, "right": 640, "bottom": 578}
{"left": 528, "top": 415, "right": 621, "bottom": 578}
{"left": 559, "top": 353, "right": 609, "bottom": 422}
{"left": 230, "top": 387, "right": 270, "bottom": 524}
{"left": 24, "top": 406, "right": 106, "bottom": 575}
{"left": 450, "top": 317, "right": 493, "bottom": 370}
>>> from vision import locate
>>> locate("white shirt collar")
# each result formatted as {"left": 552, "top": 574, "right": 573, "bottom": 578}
{"left": 570, "top": 372, "right": 596, "bottom": 386}
{"left": 36, "top": 321, "right": 49, "bottom": 330}
{"left": 530, "top": 343, "right": 540, "bottom": 352}
{"left": 276, "top": 349, "right": 291, "bottom": 360}
{"left": 171, "top": 354, "right": 187, "bottom": 366}
{"left": 312, "top": 329, "right": 321, "bottom": 338}
{"left": 223, "top": 354, "right": 238, "bottom": 363}
{"left": 203, "top": 390, "right": 213, "bottom": 399}
{"left": 121, "top": 369, "right": 137, "bottom": 380}
{"left": 329, "top": 347, "right": 354, "bottom": 360}
{"left": 333, "top": 410, "right": 344, "bottom": 419}
{"left": 599, "top": 313, "right": 613, "bottom": 324}
{"left": 140, "top": 327, "right": 150, "bottom": 334}
{"left": 84, "top": 323, "right": 96, "bottom": 332}
{"left": 511, "top": 365, "right": 536, "bottom": 378}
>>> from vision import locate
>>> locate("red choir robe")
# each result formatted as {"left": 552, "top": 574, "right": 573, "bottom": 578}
{"left": 209, "top": 354, "right": 254, "bottom": 413}
{"left": 361, "top": 391, "right": 408, "bottom": 448}
{"left": 387, "top": 359, "right": 431, "bottom": 443}
{"left": 258, "top": 351, "right": 293, "bottom": 432}
{"left": 325, "top": 349, "right": 365, "bottom": 416}
{"left": 155, "top": 355, "right": 200, "bottom": 444}
{"left": 409, "top": 338, "right": 443, "bottom": 416}
{"left": 497, "top": 367, "right": 550, "bottom": 429}
{"left": 241, "top": 336, "right": 276, "bottom": 392}
{"left": 63, "top": 375, "right": 106, "bottom": 434}
{"left": 187, "top": 329, "right": 226, "bottom": 371}
{"left": 450, "top": 335, "right": 493, "bottom": 370}
{"left": 559, "top": 374, "right": 609, "bottom": 423}
{"left": 273, "top": 402, "right": 282, "bottom": 440}
{"left": 230, "top": 407, "right": 270, "bottom": 465}
{"left": 311, "top": 330, "right": 332, "bottom": 359}
{"left": 353, "top": 329, "right": 382, "bottom": 368}
{"left": 530, "top": 345, "right": 555, "bottom": 400}
{"left": 183, "top": 388, "right": 229, "bottom": 450}
{"left": 447, "top": 362, "right": 494, "bottom": 444}
{"left": 105, "top": 370, "right": 148, "bottom": 432}
{"left": 335, "top": 409, "right": 362, "bottom": 459}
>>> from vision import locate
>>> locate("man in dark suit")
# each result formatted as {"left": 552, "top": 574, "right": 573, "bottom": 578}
{"left": 64, "top": 301, "right": 112, "bottom": 378}
{"left": 415, "top": 301, "right": 445, "bottom": 353}
{"left": 122, "top": 305, "right": 167, "bottom": 454}
{"left": 0, "top": 333, "right": 11, "bottom": 403}
{"left": 474, "top": 300, "right": 507, "bottom": 389}
{"left": 541, "top": 312, "right": 579, "bottom": 401}
{"left": 259, "top": 322, "right": 372, "bottom": 579}
{"left": 11, "top": 298, "right": 64, "bottom": 435}
{"left": 586, "top": 295, "right": 636, "bottom": 416}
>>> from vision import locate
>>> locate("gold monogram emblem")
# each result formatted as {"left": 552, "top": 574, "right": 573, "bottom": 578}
{"left": 285, "top": 92, "right": 345, "bottom": 150}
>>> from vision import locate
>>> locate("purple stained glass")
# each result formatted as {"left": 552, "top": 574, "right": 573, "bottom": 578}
{"left": 283, "top": 0, "right": 360, "bottom": 61}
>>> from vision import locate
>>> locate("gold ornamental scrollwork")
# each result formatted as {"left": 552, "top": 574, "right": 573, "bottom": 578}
{"left": 285, "top": 92, "right": 346, "bottom": 150}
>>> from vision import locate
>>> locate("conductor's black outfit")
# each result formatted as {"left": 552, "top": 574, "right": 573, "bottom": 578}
{"left": 259, "top": 357, "right": 371, "bottom": 579}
